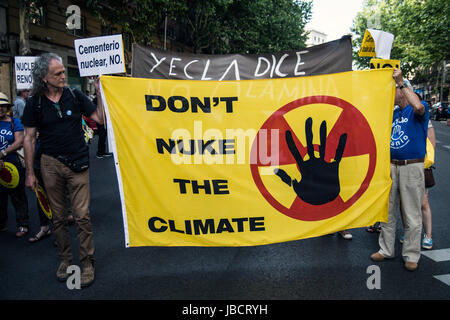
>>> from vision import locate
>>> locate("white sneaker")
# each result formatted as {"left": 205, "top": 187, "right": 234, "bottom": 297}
{"left": 339, "top": 230, "right": 353, "bottom": 240}
{"left": 422, "top": 235, "right": 433, "bottom": 249}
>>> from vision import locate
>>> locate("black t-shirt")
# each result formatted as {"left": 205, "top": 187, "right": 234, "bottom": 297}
{"left": 22, "top": 87, "right": 97, "bottom": 158}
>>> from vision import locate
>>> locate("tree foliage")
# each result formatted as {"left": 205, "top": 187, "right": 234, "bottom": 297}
{"left": 218, "top": 0, "right": 312, "bottom": 54}
{"left": 86, "top": 0, "right": 312, "bottom": 54}
{"left": 85, "top": 0, "right": 185, "bottom": 46}
{"left": 352, "top": 0, "right": 450, "bottom": 85}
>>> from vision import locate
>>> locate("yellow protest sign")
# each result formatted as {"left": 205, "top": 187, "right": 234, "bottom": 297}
{"left": 370, "top": 58, "right": 400, "bottom": 69}
{"left": 100, "top": 69, "right": 395, "bottom": 247}
{"left": 358, "top": 30, "right": 376, "bottom": 57}
{"left": 0, "top": 162, "right": 19, "bottom": 189}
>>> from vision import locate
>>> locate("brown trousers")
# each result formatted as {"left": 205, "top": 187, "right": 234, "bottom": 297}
{"left": 41, "top": 154, "right": 94, "bottom": 264}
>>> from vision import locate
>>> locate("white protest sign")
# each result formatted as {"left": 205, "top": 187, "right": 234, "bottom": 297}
{"left": 367, "top": 29, "right": 394, "bottom": 59}
{"left": 74, "top": 34, "right": 125, "bottom": 77}
{"left": 15, "top": 56, "right": 38, "bottom": 90}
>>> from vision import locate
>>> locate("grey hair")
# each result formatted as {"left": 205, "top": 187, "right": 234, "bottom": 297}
{"left": 31, "top": 53, "right": 63, "bottom": 96}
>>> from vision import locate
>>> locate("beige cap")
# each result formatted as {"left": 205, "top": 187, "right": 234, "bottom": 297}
{"left": 0, "top": 92, "right": 13, "bottom": 106}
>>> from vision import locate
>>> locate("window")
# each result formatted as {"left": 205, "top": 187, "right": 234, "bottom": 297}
{"left": 0, "top": 6, "right": 6, "bottom": 34}
{"left": 0, "top": 6, "right": 7, "bottom": 52}
{"left": 67, "top": 15, "right": 86, "bottom": 37}
{"left": 30, "top": 4, "right": 46, "bottom": 26}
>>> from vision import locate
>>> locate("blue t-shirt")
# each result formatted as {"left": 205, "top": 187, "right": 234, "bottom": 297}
{"left": 0, "top": 117, "right": 24, "bottom": 162}
{"left": 390, "top": 104, "right": 428, "bottom": 160}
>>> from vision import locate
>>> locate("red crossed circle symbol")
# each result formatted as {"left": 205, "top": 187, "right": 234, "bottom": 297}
{"left": 250, "top": 96, "right": 377, "bottom": 221}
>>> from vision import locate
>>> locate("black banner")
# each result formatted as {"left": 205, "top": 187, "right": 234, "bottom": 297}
{"left": 131, "top": 36, "right": 352, "bottom": 80}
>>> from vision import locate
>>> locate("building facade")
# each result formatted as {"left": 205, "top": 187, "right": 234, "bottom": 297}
{"left": 0, "top": 0, "right": 132, "bottom": 101}
{"left": 306, "top": 28, "right": 327, "bottom": 47}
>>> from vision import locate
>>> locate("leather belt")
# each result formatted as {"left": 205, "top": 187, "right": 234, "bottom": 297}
{"left": 391, "top": 158, "right": 424, "bottom": 166}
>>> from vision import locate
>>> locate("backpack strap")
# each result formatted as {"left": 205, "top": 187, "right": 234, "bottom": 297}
{"left": 32, "top": 87, "right": 82, "bottom": 125}
{"left": 32, "top": 95, "right": 43, "bottom": 125}
{"left": 68, "top": 87, "right": 82, "bottom": 109}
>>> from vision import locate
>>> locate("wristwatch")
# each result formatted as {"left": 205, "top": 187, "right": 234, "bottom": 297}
{"left": 1, "top": 149, "right": 7, "bottom": 158}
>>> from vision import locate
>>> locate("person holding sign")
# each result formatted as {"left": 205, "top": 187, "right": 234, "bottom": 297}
{"left": 0, "top": 92, "right": 29, "bottom": 236}
{"left": 371, "top": 69, "right": 428, "bottom": 272}
{"left": 22, "top": 53, "right": 105, "bottom": 288}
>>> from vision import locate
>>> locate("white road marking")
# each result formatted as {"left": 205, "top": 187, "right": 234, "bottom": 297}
{"left": 433, "top": 274, "right": 450, "bottom": 286}
{"left": 422, "top": 249, "right": 450, "bottom": 287}
{"left": 421, "top": 248, "right": 450, "bottom": 262}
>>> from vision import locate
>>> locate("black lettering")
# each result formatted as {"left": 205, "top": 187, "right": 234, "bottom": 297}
{"left": 148, "top": 217, "right": 168, "bottom": 232}
{"left": 216, "top": 219, "right": 234, "bottom": 233}
{"left": 191, "top": 97, "right": 211, "bottom": 113}
{"left": 192, "top": 180, "right": 212, "bottom": 194}
{"left": 178, "top": 140, "right": 196, "bottom": 155}
{"left": 220, "top": 97, "right": 238, "bottom": 113}
{"left": 173, "top": 179, "right": 229, "bottom": 194}
{"left": 185, "top": 220, "right": 192, "bottom": 235}
{"left": 17, "top": 74, "right": 33, "bottom": 84}
{"left": 156, "top": 138, "right": 176, "bottom": 154}
{"left": 231, "top": 218, "right": 248, "bottom": 232}
{"left": 249, "top": 217, "right": 265, "bottom": 231}
{"left": 173, "top": 178, "right": 190, "bottom": 194}
{"left": 157, "top": 139, "right": 235, "bottom": 155}
{"left": 219, "top": 139, "right": 235, "bottom": 154}
{"left": 146, "top": 95, "right": 166, "bottom": 111}
{"left": 168, "top": 96, "right": 189, "bottom": 112}
{"left": 212, "top": 180, "right": 229, "bottom": 194}
{"left": 149, "top": 217, "right": 264, "bottom": 234}
{"left": 199, "top": 139, "right": 216, "bottom": 154}
{"left": 146, "top": 96, "right": 237, "bottom": 113}
{"left": 193, "top": 219, "right": 215, "bottom": 235}
{"left": 169, "top": 220, "right": 185, "bottom": 234}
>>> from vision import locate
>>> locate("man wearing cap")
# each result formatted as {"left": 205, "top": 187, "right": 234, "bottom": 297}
{"left": 371, "top": 69, "right": 428, "bottom": 271}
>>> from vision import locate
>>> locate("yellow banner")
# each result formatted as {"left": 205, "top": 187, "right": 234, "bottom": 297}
{"left": 101, "top": 69, "right": 395, "bottom": 247}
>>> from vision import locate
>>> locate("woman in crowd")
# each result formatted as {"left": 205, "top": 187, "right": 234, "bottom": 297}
{"left": 0, "top": 92, "right": 29, "bottom": 236}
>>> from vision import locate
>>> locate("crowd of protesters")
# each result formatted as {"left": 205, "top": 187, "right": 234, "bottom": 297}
{"left": 0, "top": 53, "right": 441, "bottom": 292}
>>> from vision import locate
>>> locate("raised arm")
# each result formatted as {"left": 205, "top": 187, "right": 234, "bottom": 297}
{"left": 89, "top": 77, "right": 105, "bottom": 125}
{"left": 393, "top": 69, "right": 424, "bottom": 116}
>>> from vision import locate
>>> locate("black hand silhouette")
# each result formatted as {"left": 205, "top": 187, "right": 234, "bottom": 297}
{"left": 274, "top": 117, "right": 347, "bottom": 205}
